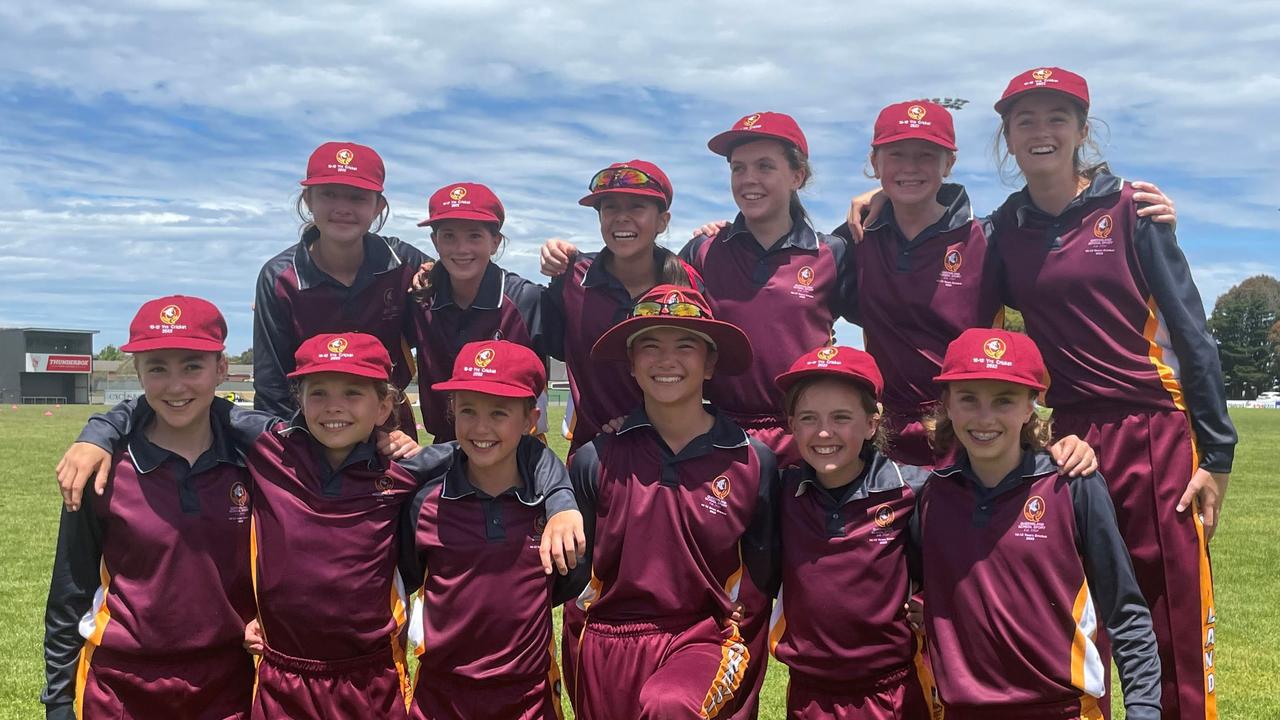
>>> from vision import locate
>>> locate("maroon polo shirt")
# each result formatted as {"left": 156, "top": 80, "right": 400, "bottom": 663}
{"left": 43, "top": 398, "right": 255, "bottom": 716}
{"left": 770, "top": 448, "right": 929, "bottom": 684}
{"left": 832, "top": 184, "right": 1003, "bottom": 427}
{"left": 991, "top": 173, "right": 1236, "bottom": 472}
{"left": 912, "top": 450, "right": 1161, "bottom": 719}
{"left": 410, "top": 262, "right": 547, "bottom": 441}
{"left": 680, "top": 212, "right": 854, "bottom": 427}
{"left": 399, "top": 436, "right": 582, "bottom": 682}
{"left": 253, "top": 230, "right": 431, "bottom": 429}
{"left": 568, "top": 409, "right": 780, "bottom": 627}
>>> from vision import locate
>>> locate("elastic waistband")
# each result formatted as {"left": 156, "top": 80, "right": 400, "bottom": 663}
{"left": 944, "top": 698, "right": 1085, "bottom": 720}
{"left": 584, "top": 613, "right": 709, "bottom": 638}
{"left": 789, "top": 663, "right": 911, "bottom": 695}
{"left": 724, "top": 411, "right": 784, "bottom": 430}
{"left": 262, "top": 645, "right": 392, "bottom": 675}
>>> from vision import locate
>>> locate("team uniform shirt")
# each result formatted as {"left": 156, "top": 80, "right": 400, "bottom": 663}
{"left": 991, "top": 173, "right": 1236, "bottom": 472}
{"left": 543, "top": 248, "right": 701, "bottom": 451}
{"left": 681, "top": 212, "right": 853, "bottom": 438}
{"left": 769, "top": 449, "right": 930, "bottom": 686}
{"left": 912, "top": 450, "right": 1161, "bottom": 719}
{"left": 42, "top": 398, "right": 256, "bottom": 720}
{"left": 569, "top": 408, "right": 779, "bottom": 627}
{"left": 400, "top": 435, "right": 581, "bottom": 685}
{"left": 253, "top": 230, "right": 431, "bottom": 433}
{"left": 410, "top": 263, "right": 548, "bottom": 441}
{"left": 832, "top": 185, "right": 1003, "bottom": 463}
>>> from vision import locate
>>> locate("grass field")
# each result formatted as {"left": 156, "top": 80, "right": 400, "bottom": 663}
{"left": 1, "top": 405, "right": 1276, "bottom": 718}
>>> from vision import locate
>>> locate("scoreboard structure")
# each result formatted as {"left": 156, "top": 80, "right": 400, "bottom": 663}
{"left": 0, "top": 327, "right": 97, "bottom": 404}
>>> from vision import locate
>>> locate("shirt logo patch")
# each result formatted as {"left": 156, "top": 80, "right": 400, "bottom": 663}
{"left": 1014, "top": 494, "right": 1049, "bottom": 542}
{"left": 797, "top": 266, "right": 815, "bottom": 287}
{"left": 528, "top": 514, "right": 548, "bottom": 547}
{"left": 474, "top": 347, "right": 496, "bottom": 368}
{"left": 228, "top": 481, "right": 250, "bottom": 522}
{"left": 711, "top": 475, "right": 731, "bottom": 499}
{"left": 375, "top": 476, "right": 395, "bottom": 494}
{"left": 1023, "top": 495, "right": 1046, "bottom": 522}
{"left": 790, "top": 265, "right": 817, "bottom": 300}
{"left": 382, "top": 287, "right": 400, "bottom": 320}
{"left": 701, "top": 476, "right": 732, "bottom": 517}
{"left": 983, "top": 338, "right": 1007, "bottom": 360}
{"left": 907, "top": 104, "right": 927, "bottom": 121}
{"left": 450, "top": 186, "right": 468, "bottom": 201}
{"left": 1093, "top": 214, "right": 1113, "bottom": 239}
{"left": 938, "top": 243, "right": 965, "bottom": 288}
{"left": 944, "top": 249, "right": 962, "bottom": 273}
{"left": 873, "top": 503, "right": 895, "bottom": 528}
{"left": 816, "top": 347, "right": 838, "bottom": 362}
{"left": 160, "top": 304, "right": 182, "bottom": 325}
{"left": 335, "top": 148, "right": 354, "bottom": 165}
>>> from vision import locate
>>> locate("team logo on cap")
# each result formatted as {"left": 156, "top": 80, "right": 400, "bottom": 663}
{"left": 873, "top": 504, "right": 895, "bottom": 528}
{"left": 449, "top": 186, "right": 468, "bottom": 201}
{"left": 797, "top": 266, "right": 815, "bottom": 287}
{"left": 983, "top": 337, "right": 1007, "bottom": 360}
{"left": 230, "top": 482, "right": 249, "bottom": 508}
{"left": 1032, "top": 68, "right": 1053, "bottom": 82}
{"left": 336, "top": 148, "right": 354, "bottom": 165}
{"left": 741, "top": 113, "right": 761, "bottom": 128}
{"left": 664, "top": 290, "right": 686, "bottom": 304}
{"left": 1093, "top": 214, "right": 1113, "bottom": 239}
{"left": 474, "top": 347, "right": 496, "bottom": 368}
{"left": 160, "top": 304, "right": 182, "bottom": 325}
{"left": 327, "top": 337, "right": 349, "bottom": 354}
{"left": 907, "top": 104, "right": 927, "bottom": 121}
{"left": 711, "top": 475, "right": 731, "bottom": 499}
{"left": 1023, "top": 495, "right": 1046, "bottom": 523}
{"left": 816, "top": 347, "right": 839, "bottom": 362}
{"left": 944, "top": 249, "right": 963, "bottom": 273}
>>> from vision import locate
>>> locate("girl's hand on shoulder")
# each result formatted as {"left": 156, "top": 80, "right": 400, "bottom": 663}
{"left": 1048, "top": 434, "right": 1097, "bottom": 478}
{"left": 540, "top": 238, "right": 578, "bottom": 278}
{"left": 243, "top": 619, "right": 265, "bottom": 656}
{"left": 845, "top": 189, "right": 886, "bottom": 243}
{"left": 540, "top": 509, "right": 586, "bottom": 576}
{"left": 377, "top": 430, "right": 420, "bottom": 460}
{"left": 693, "top": 220, "right": 729, "bottom": 239}
{"left": 1131, "top": 181, "right": 1177, "bottom": 229}
{"left": 600, "top": 415, "right": 627, "bottom": 434}
{"left": 56, "top": 442, "right": 113, "bottom": 511}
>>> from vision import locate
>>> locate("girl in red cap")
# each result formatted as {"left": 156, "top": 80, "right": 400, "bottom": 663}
{"left": 984, "top": 66, "right": 1234, "bottom": 720}
{"left": 568, "top": 284, "right": 778, "bottom": 720}
{"left": 408, "top": 182, "right": 552, "bottom": 443}
{"left": 253, "top": 141, "right": 432, "bottom": 439}
{"left": 43, "top": 295, "right": 257, "bottom": 720}
{"left": 913, "top": 328, "right": 1162, "bottom": 720}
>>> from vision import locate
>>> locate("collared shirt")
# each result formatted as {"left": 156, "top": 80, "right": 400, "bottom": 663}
{"left": 911, "top": 449, "right": 1161, "bottom": 719}
{"left": 681, "top": 212, "right": 853, "bottom": 423}
{"left": 410, "top": 262, "right": 547, "bottom": 441}
{"left": 399, "top": 436, "right": 582, "bottom": 681}
{"left": 569, "top": 408, "right": 780, "bottom": 626}
{"left": 252, "top": 230, "right": 431, "bottom": 424}
{"left": 43, "top": 397, "right": 255, "bottom": 715}
{"left": 770, "top": 448, "right": 929, "bottom": 683}
{"left": 991, "top": 173, "right": 1236, "bottom": 472}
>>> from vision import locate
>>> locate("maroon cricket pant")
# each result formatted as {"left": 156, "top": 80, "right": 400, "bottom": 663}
{"left": 251, "top": 645, "right": 409, "bottom": 720}
{"left": 77, "top": 645, "right": 253, "bottom": 719}
{"left": 786, "top": 664, "right": 933, "bottom": 720}
{"left": 410, "top": 669, "right": 562, "bottom": 720}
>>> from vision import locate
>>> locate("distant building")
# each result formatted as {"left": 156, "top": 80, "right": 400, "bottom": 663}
{"left": 0, "top": 327, "right": 98, "bottom": 404}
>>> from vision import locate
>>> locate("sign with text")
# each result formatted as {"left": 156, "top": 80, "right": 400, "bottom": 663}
{"left": 26, "top": 353, "right": 92, "bottom": 373}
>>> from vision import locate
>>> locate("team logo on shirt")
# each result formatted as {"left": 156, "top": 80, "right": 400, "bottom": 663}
{"left": 796, "top": 266, "right": 815, "bottom": 287}
{"left": 449, "top": 186, "right": 468, "bottom": 201}
{"left": 907, "top": 104, "right": 927, "bottom": 121}
{"left": 1093, "top": 214, "right": 1114, "bottom": 239}
{"left": 474, "top": 347, "right": 496, "bottom": 368}
{"left": 741, "top": 113, "right": 761, "bottom": 128}
{"left": 711, "top": 475, "right": 732, "bottom": 499}
{"left": 873, "top": 504, "right": 895, "bottom": 528}
{"left": 375, "top": 476, "right": 395, "bottom": 494}
{"left": 983, "top": 338, "right": 1007, "bottom": 360}
{"left": 229, "top": 481, "right": 249, "bottom": 508}
{"left": 530, "top": 514, "right": 548, "bottom": 544}
{"left": 336, "top": 148, "right": 354, "bottom": 165}
{"left": 816, "top": 347, "right": 839, "bottom": 362}
{"left": 327, "top": 337, "right": 349, "bottom": 354}
{"left": 160, "top": 304, "right": 182, "bottom": 325}
{"left": 943, "top": 249, "right": 962, "bottom": 273}
{"left": 1032, "top": 68, "right": 1053, "bottom": 82}
{"left": 1023, "top": 495, "right": 1046, "bottom": 523}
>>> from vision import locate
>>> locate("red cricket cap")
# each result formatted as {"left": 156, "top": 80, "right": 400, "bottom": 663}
{"left": 933, "top": 328, "right": 1048, "bottom": 391}
{"left": 300, "top": 141, "right": 385, "bottom": 192}
{"left": 707, "top": 111, "right": 809, "bottom": 158}
{"left": 287, "top": 332, "right": 392, "bottom": 382}
{"left": 994, "top": 67, "right": 1090, "bottom": 115}
{"left": 591, "top": 285, "right": 753, "bottom": 375}
{"left": 431, "top": 340, "right": 546, "bottom": 399}
{"left": 872, "top": 100, "right": 957, "bottom": 151}
{"left": 121, "top": 295, "right": 227, "bottom": 353}
{"left": 418, "top": 182, "right": 505, "bottom": 229}
{"left": 578, "top": 159, "right": 674, "bottom": 211}
{"left": 775, "top": 345, "right": 884, "bottom": 400}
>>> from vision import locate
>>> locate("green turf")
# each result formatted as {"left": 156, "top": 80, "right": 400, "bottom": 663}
{"left": 1, "top": 405, "right": 1275, "bottom": 718}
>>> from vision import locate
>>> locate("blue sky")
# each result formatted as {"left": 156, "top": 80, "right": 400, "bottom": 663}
{"left": 2, "top": 1, "right": 1277, "bottom": 353}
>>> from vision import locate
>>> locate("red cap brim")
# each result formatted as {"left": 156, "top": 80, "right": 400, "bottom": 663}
{"left": 577, "top": 186, "right": 669, "bottom": 209}
{"left": 707, "top": 129, "right": 802, "bottom": 157}
{"left": 120, "top": 337, "right": 225, "bottom": 353}
{"left": 417, "top": 209, "right": 503, "bottom": 227}
{"left": 994, "top": 87, "right": 1089, "bottom": 115}
{"left": 430, "top": 379, "right": 539, "bottom": 398}
{"left": 300, "top": 176, "right": 385, "bottom": 192}
{"left": 591, "top": 316, "right": 753, "bottom": 375}
{"left": 287, "top": 364, "right": 390, "bottom": 381}
{"left": 932, "top": 370, "right": 1047, "bottom": 392}
{"left": 870, "top": 131, "right": 957, "bottom": 152}
{"left": 774, "top": 368, "right": 880, "bottom": 398}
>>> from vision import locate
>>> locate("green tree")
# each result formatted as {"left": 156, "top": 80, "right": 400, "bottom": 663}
{"left": 1207, "top": 275, "right": 1280, "bottom": 399}
{"left": 228, "top": 348, "right": 254, "bottom": 364}
{"left": 1001, "top": 307, "right": 1025, "bottom": 333}
{"left": 94, "top": 344, "right": 126, "bottom": 361}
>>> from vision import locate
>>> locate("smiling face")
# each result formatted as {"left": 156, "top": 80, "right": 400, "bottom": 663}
{"left": 1002, "top": 92, "right": 1088, "bottom": 183}
{"left": 943, "top": 380, "right": 1036, "bottom": 472}
{"left": 299, "top": 372, "right": 394, "bottom": 467}
{"left": 431, "top": 219, "right": 501, "bottom": 285}
{"left": 728, "top": 139, "right": 805, "bottom": 227}
{"left": 872, "top": 138, "right": 955, "bottom": 209}
{"left": 628, "top": 326, "right": 716, "bottom": 408}
{"left": 304, "top": 183, "right": 386, "bottom": 246}
{"left": 452, "top": 390, "right": 538, "bottom": 472}
{"left": 136, "top": 350, "right": 227, "bottom": 433}
{"left": 788, "top": 377, "right": 879, "bottom": 487}
{"left": 597, "top": 195, "right": 670, "bottom": 264}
